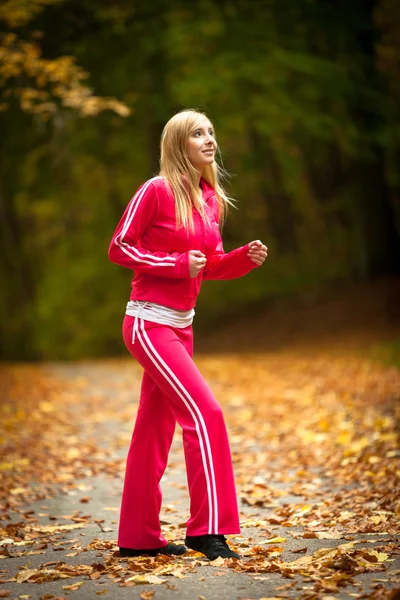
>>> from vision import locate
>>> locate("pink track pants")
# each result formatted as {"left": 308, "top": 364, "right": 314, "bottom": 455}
{"left": 118, "top": 315, "right": 241, "bottom": 549}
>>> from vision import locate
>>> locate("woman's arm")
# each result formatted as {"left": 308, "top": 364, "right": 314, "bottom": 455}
{"left": 203, "top": 236, "right": 266, "bottom": 281}
{"left": 108, "top": 178, "right": 190, "bottom": 278}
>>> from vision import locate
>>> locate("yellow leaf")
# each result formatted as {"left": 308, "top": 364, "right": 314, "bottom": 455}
{"left": 337, "top": 431, "right": 352, "bottom": 445}
{"left": 363, "top": 550, "right": 389, "bottom": 563}
{"left": 265, "top": 537, "right": 286, "bottom": 544}
{"left": 28, "top": 523, "right": 85, "bottom": 533}
{"left": 125, "top": 575, "right": 165, "bottom": 585}
{"left": 62, "top": 581, "right": 85, "bottom": 590}
{"left": 370, "top": 514, "right": 387, "bottom": 524}
{"left": 10, "top": 487, "right": 28, "bottom": 495}
{"left": 210, "top": 556, "right": 226, "bottom": 566}
{"left": 39, "top": 401, "right": 54, "bottom": 412}
{"left": 315, "top": 531, "right": 343, "bottom": 539}
{"left": 16, "top": 569, "right": 69, "bottom": 583}
{"left": 66, "top": 447, "right": 80, "bottom": 459}
{"left": 146, "top": 575, "right": 166, "bottom": 585}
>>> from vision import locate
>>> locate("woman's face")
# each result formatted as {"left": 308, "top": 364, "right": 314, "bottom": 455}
{"left": 186, "top": 117, "right": 217, "bottom": 171}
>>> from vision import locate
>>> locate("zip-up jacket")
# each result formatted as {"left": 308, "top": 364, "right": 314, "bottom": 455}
{"left": 108, "top": 176, "right": 258, "bottom": 310}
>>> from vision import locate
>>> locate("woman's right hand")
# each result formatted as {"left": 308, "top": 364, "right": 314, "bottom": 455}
{"left": 189, "top": 250, "right": 207, "bottom": 278}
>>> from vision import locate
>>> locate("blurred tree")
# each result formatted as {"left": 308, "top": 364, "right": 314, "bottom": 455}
{"left": 0, "top": 0, "right": 130, "bottom": 117}
{"left": 0, "top": 0, "right": 399, "bottom": 359}
{"left": 0, "top": 0, "right": 130, "bottom": 358}
{"left": 374, "top": 0, "right": 400, "bottom": 232}
{"left": 165, "top": 0, "right": 400, "bottom": 281}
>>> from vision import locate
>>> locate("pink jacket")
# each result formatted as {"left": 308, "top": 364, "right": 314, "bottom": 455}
{"left": 108, "top": 176, "right": 257, "bottom": 310}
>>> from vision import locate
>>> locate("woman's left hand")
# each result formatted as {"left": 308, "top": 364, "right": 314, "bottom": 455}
{"left": 247, "top": 240, "right": 268, "bottom": 266}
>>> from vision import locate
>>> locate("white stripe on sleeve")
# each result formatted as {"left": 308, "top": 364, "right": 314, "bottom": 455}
{"left": 114, "top": 177, "right": 176, "bottom": 267}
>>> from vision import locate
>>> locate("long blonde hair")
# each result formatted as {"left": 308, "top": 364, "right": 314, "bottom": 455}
{"left": 159, "top": 109, "right": 233, "bottom": 230}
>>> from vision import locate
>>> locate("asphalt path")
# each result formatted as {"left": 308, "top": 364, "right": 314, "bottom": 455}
{"left": 1, "top": 362, "right": 399, "bottom": 600}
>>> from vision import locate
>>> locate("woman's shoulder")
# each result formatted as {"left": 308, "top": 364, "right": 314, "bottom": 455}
{"left": 138, "top": 177, "right": 176, "bottom": 218}
{"left": 148, "top": 175, "right": 168, "bottom": 190}
{"left": 135, "top": 175, "right": 165, "bottom": 192}
{"left": 130, "top": 176, "right": 171, "bottom": 206}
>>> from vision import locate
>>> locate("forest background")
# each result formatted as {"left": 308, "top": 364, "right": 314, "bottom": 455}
{"left": 1, "top": 0, "right": 399, "bottom": 361}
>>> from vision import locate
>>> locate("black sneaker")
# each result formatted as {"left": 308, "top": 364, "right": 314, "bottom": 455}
{"left": 119, "top": 542, "right": 187, "bottom": 557}
{"left": 185, "top": 534, "right": 241, "bottom": 560}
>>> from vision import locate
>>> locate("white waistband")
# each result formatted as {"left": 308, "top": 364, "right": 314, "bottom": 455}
{"left": 126, "top": 301, "right": 195, "bottom": 343}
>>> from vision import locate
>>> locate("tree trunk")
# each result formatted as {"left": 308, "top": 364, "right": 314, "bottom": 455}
{"left": 0, "top": 184, "right": 35, "bottom": 359}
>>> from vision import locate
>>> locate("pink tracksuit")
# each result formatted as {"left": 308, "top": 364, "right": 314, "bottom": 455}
{"left": 109, "top": 176, "right": 257, "bottom": 549}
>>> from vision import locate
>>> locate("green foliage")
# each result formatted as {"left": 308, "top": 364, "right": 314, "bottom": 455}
{"left": 1, "top": 0, "right": 400, "bottom": 359}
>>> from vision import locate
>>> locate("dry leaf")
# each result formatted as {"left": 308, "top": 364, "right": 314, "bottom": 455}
{"left": 140, "top": 592, "right": 155, "bottom": 600}
{"left": 1, "top": 333, "right": 399, "bottom": 600}
{"left": 125, "top": 575, "right": 166, "bottom": 585}
{"left": 16, "top": 569, "right": 69, "bottom": 583}
{"left": 62, "top": 581, "right": 85, "bottom": 591}
{"left": 210, "top": 556, "right": 226, "bottom": 566}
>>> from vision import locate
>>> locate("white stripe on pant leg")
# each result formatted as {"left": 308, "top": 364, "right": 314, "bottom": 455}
{"left": 137, "top": 320, "right": 213, "bottom": 534}
{"left": 136, "top": 319, "right": 214, "bottom": 534}
{"left": 139, "top": 319, "right": 219, "bottom": 534}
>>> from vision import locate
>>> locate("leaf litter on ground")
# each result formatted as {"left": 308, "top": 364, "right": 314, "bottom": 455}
{"left": 0, "top": 325, "right": 399, "bottom": 598}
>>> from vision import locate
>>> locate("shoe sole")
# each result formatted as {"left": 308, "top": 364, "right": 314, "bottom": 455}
{"left": 120, "top": 546, "right": 187, "bottom": 558}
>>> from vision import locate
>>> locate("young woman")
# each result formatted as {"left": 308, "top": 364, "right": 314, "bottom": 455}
{"left": 108, "top": 109, "right": 268, "bottom": 561}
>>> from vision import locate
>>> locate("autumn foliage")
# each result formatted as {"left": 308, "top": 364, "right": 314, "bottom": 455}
{"left": 0, "top": 324, "right": 399, "bottom": 597}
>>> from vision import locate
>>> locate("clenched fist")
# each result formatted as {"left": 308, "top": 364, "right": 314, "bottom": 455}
{"left": 247, "top": 240, "right": 268, "bottom": 266}
{"left": 189, "top": 250, "right": 207, "bottom": 278}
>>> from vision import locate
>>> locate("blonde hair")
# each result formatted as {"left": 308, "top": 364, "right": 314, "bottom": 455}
{"left": 159, "top": 109, "right": 233, "bottom": 230}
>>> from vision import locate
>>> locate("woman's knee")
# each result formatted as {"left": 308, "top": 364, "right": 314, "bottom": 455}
{"left": 203, "top": 399, "right": 224, "bottom": 421}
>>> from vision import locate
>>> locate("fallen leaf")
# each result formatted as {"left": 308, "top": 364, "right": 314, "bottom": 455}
{"left": 62, "top": 581, "right": 85, "bottom": 591}
{"left": 16, "top": 569, "right": 69, "bottom": 583}
{"left": 125, "top": 575, "right": 166, "bottom": 585}
{"left": 210, "top": 556, "right": 226, "bottom": 566}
